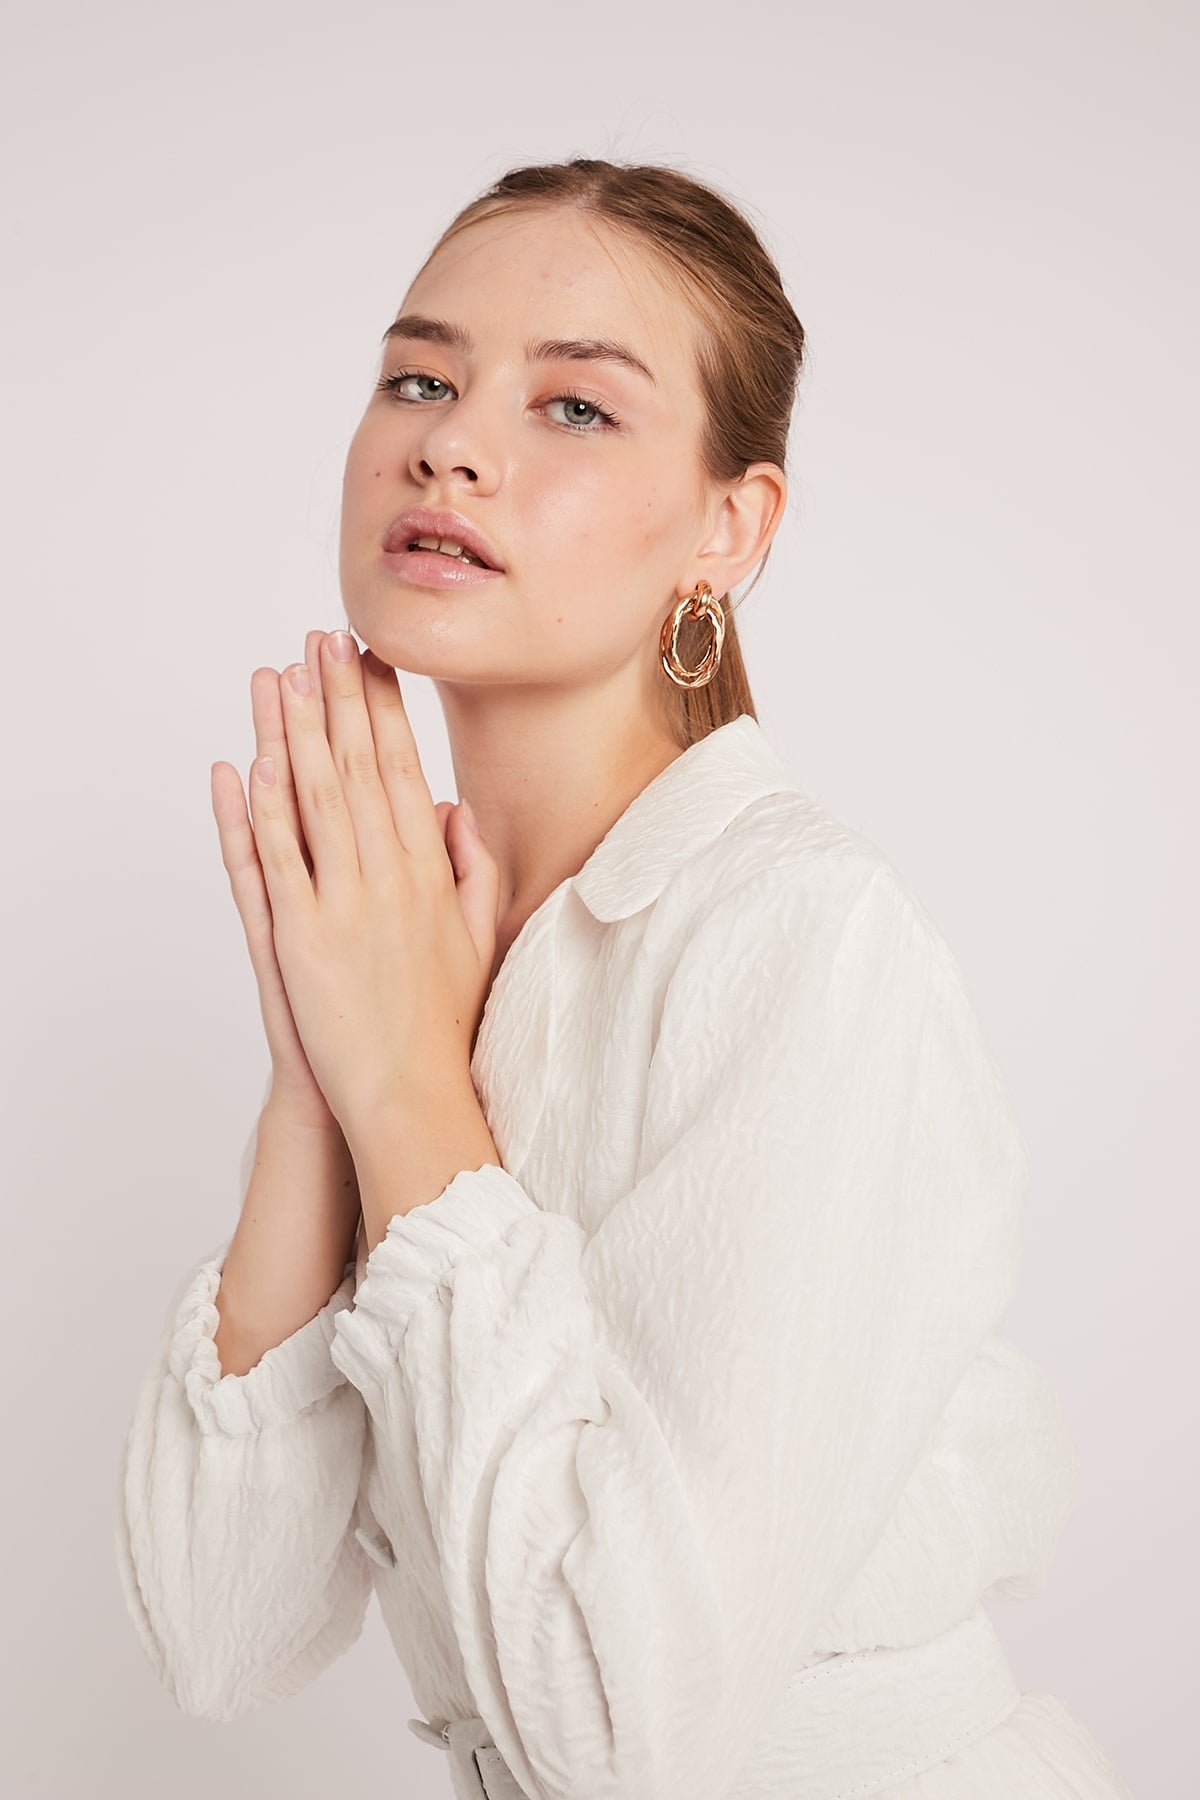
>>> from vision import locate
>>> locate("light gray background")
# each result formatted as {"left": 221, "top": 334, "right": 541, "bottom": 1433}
{"left": 3, "top": 1, "right": 1192, "bottom": 1795}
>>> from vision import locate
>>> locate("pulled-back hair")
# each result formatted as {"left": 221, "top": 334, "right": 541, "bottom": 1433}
{"left": 419, "top": 159, "right": 807, "bottom": 748}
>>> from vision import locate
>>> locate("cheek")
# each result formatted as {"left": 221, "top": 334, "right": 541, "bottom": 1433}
{"left": 517, "top": 463, "right": 604, "bottom": 556}
{"left": 521, "top": 456, "right": 671, "bottom": 564}
{"left": 340, "top": 425, "right": 377, "bottom": 503}
{"left": 637, "top": 489, "right": 663, "bottom": 552}
{"left": 345, "top": 408, "right": 406, "bottom": 471}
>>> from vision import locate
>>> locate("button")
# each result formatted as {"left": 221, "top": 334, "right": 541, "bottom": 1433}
{"left": 407, "top": 1716, "right": 451, "bottom": 1747}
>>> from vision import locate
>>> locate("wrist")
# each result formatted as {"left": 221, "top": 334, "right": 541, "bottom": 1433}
{"left": 347, "top": 1075, "right": 500, "bottom": 1241}
{"left": 260, "top": 1093, "right": 348, "bottom": 1142}
{"left": 342, "top": 1064, "right": 477, "bottom": 1146}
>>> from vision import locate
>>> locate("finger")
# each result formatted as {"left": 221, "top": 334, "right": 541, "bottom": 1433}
{"left": 445, "top": 800, "right": 501, "bottom": 969}
{"left": 358, "top": 646, "right": 445, "bottom": 859}
{"left": 279, "top": 656, "right": 361, "bottom": 888}
{"left": 210, "top": 759, "right": 281, "bottom": 967}
{"left": 315, "top": 632, "right": 412, "bottom": 884}
{"left": 251, "top": 666, "right": 312, "bottom": 878}
{"left": 304, "top": 630, "right": 329, "bottom": 735}
{"left": 247, "top": 735, "right": 318, "bottom": 921}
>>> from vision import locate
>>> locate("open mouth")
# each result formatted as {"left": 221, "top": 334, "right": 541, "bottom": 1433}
{"left": 407, "top": 534, "right": 492, "bottom": 569}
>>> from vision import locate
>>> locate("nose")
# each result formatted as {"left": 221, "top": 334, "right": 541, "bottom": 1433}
{"left": 408, "top": 389, "right": 503, "bottom": 495}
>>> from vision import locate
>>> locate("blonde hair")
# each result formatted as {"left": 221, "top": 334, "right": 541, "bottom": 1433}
{"left": 418, "top": 158, "right": 807, "bottom": 748}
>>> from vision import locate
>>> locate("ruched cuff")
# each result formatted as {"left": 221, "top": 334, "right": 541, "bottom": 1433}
{"left": 166, "top": 1247, "right": 359, "bottom": 1438}
{"left": 329, "top": 1163, "right": 539, "bottom": 1386}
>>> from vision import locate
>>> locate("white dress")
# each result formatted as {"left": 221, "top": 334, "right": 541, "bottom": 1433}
{"left": 114, "top": 712, "right": 1134, "bottom": 1799}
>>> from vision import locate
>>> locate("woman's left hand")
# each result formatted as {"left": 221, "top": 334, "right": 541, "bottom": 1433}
{"left": 246, "top": 629, "right": 500, "bottom": 1145}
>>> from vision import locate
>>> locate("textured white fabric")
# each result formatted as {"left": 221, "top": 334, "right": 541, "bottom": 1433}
{"left": 415, "top": 1606, "right": 1029, "bottom": 1800}
{"left": 114, "top": 712, "right": 1133, "bottom": 1799}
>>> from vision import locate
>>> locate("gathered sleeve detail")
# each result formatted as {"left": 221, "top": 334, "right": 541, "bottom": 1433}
{"left": 115, "top": 1224, "right": 372, "bottom": 1722}
{"left": 327, "top": 853, "right": 1027, "bottom": 1800}
{"left": 166, "top": 1242, "right": 359, "bottom": 1436}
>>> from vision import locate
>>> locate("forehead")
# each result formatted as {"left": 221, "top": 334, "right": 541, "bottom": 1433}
{"left": 401, "top": 207, "right": 700, "bottom": 377}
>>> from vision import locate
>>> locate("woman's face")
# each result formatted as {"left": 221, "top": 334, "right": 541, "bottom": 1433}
{"left": 339, "top": 206, "right": 724, "bottom": 694}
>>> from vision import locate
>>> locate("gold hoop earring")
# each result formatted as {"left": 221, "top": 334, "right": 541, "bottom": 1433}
{"left": 659, "top": 581, "right": 725, "bottom": 689}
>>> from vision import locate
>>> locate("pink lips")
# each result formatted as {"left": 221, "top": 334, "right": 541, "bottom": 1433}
{"left": 381, "top": 506, "right": 504, "bottom": 581}
{"left": 380, "top": 546, "right": 503, "bottom": 590}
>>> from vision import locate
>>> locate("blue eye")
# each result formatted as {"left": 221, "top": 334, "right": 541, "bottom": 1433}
{"left": 376, "top": 370, "right": 454, "bottom": 402}
{"left": 374, "top": 371, "right": 620, "bottom": 433}
{"left": 544, "top": 393, "right": 619, "bottom": 432}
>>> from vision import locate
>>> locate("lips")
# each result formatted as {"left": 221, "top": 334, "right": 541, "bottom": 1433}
{"left": 382, "top": 508, "right": 503, "bottom": 573}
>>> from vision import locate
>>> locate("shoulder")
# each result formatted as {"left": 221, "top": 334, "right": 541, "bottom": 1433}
{"left": 660, "top": 789, "right": 1023, "bottom": 1131}
{"left": 666, "top": 785, "right": 940, "bottom": 957}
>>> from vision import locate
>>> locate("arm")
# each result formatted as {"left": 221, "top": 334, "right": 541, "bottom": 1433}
{"left": 213, "top": 1096, "right": 362, "bottom": 1373}
{"left": 114, "top": 1085, "right": 373, "bottom": 1721}
{"left": 353, "top": 1073, "right": 501, "bottom": 1259}
{"left": 325, "top": 853, "right": 1029, "bottom": 1800}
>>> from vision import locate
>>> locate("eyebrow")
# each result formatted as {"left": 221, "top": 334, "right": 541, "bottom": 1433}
{"left": 380, "top": 313, "right": 657, "bottom": 385}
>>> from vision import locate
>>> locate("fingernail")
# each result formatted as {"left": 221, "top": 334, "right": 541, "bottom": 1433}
{"left": 288, "top": 663, "right": 312, "bottom": 695}
{"left": 328, "top": 631, "right": 354, "bottom": 662}
{"left": 256, "top": 756, "right": 277, "bottom": 786}
{"left": 461, "top": 797, "right": 479, "bottom": 834}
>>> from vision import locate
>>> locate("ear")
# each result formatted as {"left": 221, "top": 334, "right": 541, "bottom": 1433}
{"left": 689, "top": 463, "right": 787, "bottom": 597}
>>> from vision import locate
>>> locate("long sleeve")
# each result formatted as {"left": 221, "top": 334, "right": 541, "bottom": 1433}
{"left": 114, "top": 1112, "right": 374, "bottom": 1722}
{"left": 328, "top": 852, "right": 1028, "bottom": 1800}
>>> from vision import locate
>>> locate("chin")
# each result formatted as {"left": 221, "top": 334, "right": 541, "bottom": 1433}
{"left": 350, "top": 619, "right": 485, "bottom": 683}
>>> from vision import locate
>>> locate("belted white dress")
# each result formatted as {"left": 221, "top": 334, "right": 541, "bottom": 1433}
{"left": 115, "top": 712, "right": 1134, "bottom": 1799}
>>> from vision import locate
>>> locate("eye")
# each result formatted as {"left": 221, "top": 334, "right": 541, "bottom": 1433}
{"left": 543, "top": 392, "right": 620, "bottom": 433}
{"left": 375, "top": 370, "right": 455, "bottom": 402}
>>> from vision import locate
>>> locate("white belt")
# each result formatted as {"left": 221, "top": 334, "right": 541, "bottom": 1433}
{"left": 408, "top": 1714, "right": 532, "bottom": 1800}
{"left": 407, "top": 1603, "right": 1021, "bottom": 1800}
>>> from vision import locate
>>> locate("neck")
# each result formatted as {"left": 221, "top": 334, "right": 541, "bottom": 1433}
{"left": 435, "top": 676, "right": 685, "bottom": 949}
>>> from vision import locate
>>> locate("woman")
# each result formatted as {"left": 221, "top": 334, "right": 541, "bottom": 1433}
{"left": 115, "top": 160, "right": 1133, "bottom": 1799}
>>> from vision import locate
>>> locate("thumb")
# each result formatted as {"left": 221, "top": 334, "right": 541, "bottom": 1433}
{"left": 446, "top": 799, "right": 501, "bottom": 965}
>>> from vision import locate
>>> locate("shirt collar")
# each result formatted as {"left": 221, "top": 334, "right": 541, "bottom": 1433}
{"left": 573, "top": 712, "right": 802, "bottom": 923}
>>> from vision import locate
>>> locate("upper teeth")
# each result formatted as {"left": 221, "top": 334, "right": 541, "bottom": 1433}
{"left": 409, "top": 534, "right": 486, "bottom": 566}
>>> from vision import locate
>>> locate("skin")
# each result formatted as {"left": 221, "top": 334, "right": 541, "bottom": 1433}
{"left": 337, "top": 204, "right": 787, "bottom": 981}
{"left": 207, "top": 202, "right": 790, "bottom": 1255}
